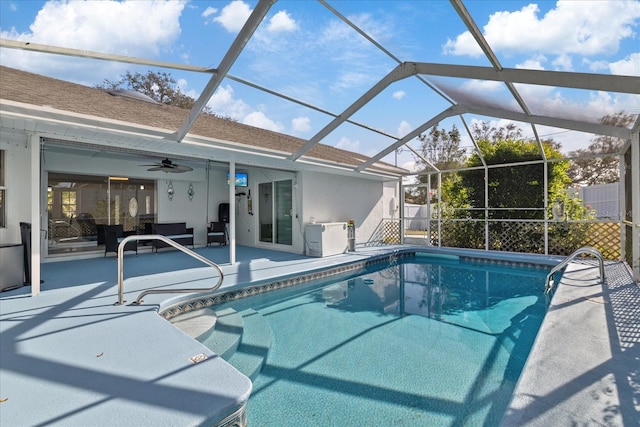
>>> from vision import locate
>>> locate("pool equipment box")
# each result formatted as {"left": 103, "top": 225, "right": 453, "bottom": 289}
{"left": 305, "top": 222, "right": 348, "bottom": 257}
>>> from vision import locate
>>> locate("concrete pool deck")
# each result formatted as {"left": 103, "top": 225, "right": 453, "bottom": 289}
{"left": 1, "top": 245, "right": 638, "bottom": 426}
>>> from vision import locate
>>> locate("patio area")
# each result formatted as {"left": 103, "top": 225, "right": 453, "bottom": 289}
{"left": 1, "top": 245, "right": 638, "bottom": 426}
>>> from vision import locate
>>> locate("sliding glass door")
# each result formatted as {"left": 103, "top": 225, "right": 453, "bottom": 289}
{"left": 258, "top": 180, "right": 292, "bottom": 245}
{"left": 47, "top": 172, "right": 155, "bottom": 255}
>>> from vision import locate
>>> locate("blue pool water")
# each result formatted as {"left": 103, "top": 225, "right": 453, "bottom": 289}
{"left": 211, "top": 255, "right": 549, "bottom": 426}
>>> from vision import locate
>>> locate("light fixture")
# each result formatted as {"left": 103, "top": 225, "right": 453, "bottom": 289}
{"left": 167, "top": 180, "right": 174, "bottom": 201}
{"left": 188, "top": 183, "right": 194, "bottom": 201}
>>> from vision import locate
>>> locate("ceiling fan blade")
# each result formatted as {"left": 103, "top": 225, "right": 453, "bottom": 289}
{"left": 142, "top": 157, "right": 192, "bottom": 173}
{"left": 174, "top": 164, "right": 193, "bottom": 172}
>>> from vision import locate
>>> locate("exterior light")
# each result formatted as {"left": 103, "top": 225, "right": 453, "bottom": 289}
{"left": 167, "top": 180, "right": 174, "bottom": 201}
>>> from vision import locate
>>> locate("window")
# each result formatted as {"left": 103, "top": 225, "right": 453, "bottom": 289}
{"left": 47, "top": 187, "right": 53, "bottom": 212}
{"left": 0, "top": 150, "right": 5, "bottom": 228}
{"left": 61, "top": 190, "right": 77, "bottom": 218}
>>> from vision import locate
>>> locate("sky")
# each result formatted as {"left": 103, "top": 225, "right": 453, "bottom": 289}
{"left": 1, "top": 0, "right": 639, "bottom": 173}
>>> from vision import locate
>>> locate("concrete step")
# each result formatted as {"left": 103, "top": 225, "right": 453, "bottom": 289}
{"left": 196, "top": 307, "right": 244, "bottom": 360}
{"left": 169, "top": 307, "right": 218, "bottom": 339}
{"left": 227, "top": 309, "right": 273, "bottom": 381}
{"left": 171, "top": 306, "right": 272, "bottom": 380}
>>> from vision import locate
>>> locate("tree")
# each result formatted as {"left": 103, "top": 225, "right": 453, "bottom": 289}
{"left": 407, "top": 124, "right": 466, "bottom": 204}
{"left": 566, "top": 112, "right": 635, "bottom": 186}
{"left": 416, "top": 123, "right": 466, "bottom": 171}
{"left": 451, "top": 123, "right": 574, "bottom": 220}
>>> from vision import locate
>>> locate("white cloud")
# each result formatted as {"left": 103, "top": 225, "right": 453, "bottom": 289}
{"left": 516, "top": 57, "right": 546, "bottom": 70}
{"left": 444, "top": 1, "right": 640, "bottom": 57}
{"left": 267, "top": 10, "right": 297, "bottom": 33}
{"left": 0, "top": 0, "right": 185, "bottom": 78}
{"left": 207, "top": 85, "right": 251, "bottom": 120}
{"left": 552, "top": 54, "right": 573, "bottom": 71}
{"left": 291, "top": 116, "right": 311, "bottom": 133}
{"left": 335, "top": 136, "right": 360, "bottom": 152}
{"left": 609, "top": 53, "right": 640, "bottom": 76}
{"left": 243, "top": 111, "right": 284, "bottom": 133}
{"left": 214, "top": 0, "right": 251, "bottom": 33}
{"left": 24, "top": 0, "right": 183, "bottom": 55}
{"left": 330, "top": 71, "right": 372, "bottom": 91}
{"left": 397, "top": 120, "right": 412, "bottom": 138}
{"left": 401, "top": 160, "right": 419, "bottom": 173}
{"left": 392, "top": 91, "right": 406, "bottom": 100}
{"left": 202, "top": 6, "right": 218, "bottom": 21}
{"left": 460, "top": 79, "right": 503, "bottom": 92}
{"left": 583, "top": 59, "right": 609, "bottom": 73}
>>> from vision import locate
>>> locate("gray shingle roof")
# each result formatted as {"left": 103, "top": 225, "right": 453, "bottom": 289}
{"left": 0, "top": 65, "right": 407, "bottom": 175}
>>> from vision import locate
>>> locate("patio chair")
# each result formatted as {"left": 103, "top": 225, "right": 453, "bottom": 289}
{"left": 104, "top": 224, "right": 137, "bottom": 257}
{"left": 207, "top": 222, "right": 227, "bottom": 246}
{"left": 75, "top": 213, "right": 98, "bottom": 241}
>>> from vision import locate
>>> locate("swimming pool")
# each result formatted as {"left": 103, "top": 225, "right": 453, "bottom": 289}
{"left": 193, "top": 253, "right": 550, "bottom": 426}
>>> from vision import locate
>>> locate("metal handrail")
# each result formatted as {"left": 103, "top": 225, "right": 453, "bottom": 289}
{"left": 545, "top": 246, "right": 605, "bottom": 294}
{"left": 115, "top": 234, "right": 224, "bottom": 305}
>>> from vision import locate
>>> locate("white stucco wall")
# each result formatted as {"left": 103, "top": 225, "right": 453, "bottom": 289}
{"left": 0, "top": 139, "right": 31, "bottom": 245}
{"left": 299, "top": 170, "right": 391, "bottom": 250}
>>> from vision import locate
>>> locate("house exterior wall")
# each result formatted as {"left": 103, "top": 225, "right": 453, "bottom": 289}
{"left": 0, "top": 139, "right": 31, "bottom": 245}
{"left": 1, "top": 134, "right": 393, "bottom": 259}
{"left": 299, "top": 171, "right": 388, "bottom": 250}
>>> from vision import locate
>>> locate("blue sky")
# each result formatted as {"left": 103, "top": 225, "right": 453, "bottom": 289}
{"left": 1, "top": 0, "right": 639, "bottom": 171}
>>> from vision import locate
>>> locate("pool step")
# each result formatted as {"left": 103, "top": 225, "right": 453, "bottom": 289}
{"left": 169, "top": 308, "right": 218, "bottom": 340}
{"left": 176, "top": 307, "right": 272, "bottom": 380}
{"left": 196, "top": 307, "right": 244, "bottom": 360}
{"left": 226, "top": 309, "right": 273, "bottom": 381}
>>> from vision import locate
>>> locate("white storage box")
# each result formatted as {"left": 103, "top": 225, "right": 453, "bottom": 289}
{"left": 305, "top": 222, "right": 348, "bottom": 257}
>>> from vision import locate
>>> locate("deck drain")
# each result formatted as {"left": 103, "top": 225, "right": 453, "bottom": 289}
{"left": 190, "top": 353, "right": 208, "bottom": 364}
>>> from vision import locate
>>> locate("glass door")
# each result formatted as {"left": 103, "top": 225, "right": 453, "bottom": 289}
{"left": 258, "top": 180, "right": 292, "bottom": 245}
{"left": 47, "top": 172, "right": 155, "bottom": 255}
{"left": 108, "top": 177, "right": 156, "bottom": 233}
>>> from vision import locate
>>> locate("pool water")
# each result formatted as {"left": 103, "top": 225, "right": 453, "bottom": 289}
{"left": 213, "top": 256, "right": 549, "bottom": 426}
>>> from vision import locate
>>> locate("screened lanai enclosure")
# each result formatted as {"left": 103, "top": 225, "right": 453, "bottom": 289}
{"left": 1, "top": 0, "right": 638, "bottom": 281}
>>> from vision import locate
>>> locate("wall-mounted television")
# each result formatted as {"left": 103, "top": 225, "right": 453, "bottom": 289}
{"left": 227, "top": 172, "right": 248, "bottom": 187}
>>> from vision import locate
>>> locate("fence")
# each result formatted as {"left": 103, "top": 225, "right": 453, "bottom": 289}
{"left": 377, "top": 217, "right": 621, "bottom": 260}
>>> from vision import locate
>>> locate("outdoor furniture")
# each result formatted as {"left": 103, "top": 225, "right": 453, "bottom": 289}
{"left": 104, "top": 224, "right": 137, "bottom": 257}
{"left": 207, "top": 222, "right": 227, "bottom": 246}
{"left": 151, "top": 222, "right": 194, "bottom": 252}
{"left": 74, "top": 213, "right": 98, "bottom": 241}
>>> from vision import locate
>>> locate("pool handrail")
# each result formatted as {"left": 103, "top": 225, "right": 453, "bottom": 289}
{"left": 545, "top": 246, "right": 605, "bottom": 294}
{"left": 115, "top": 234, "right": 224, "bottom": 305}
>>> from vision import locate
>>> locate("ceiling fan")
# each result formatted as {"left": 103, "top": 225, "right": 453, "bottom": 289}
{"left": 142, "top": 157, "right": 193, "bottom": 173}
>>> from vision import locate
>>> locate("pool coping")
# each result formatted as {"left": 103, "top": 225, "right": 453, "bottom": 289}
{"left": 501, "top": 260, "right": 639, "bottom": 426}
